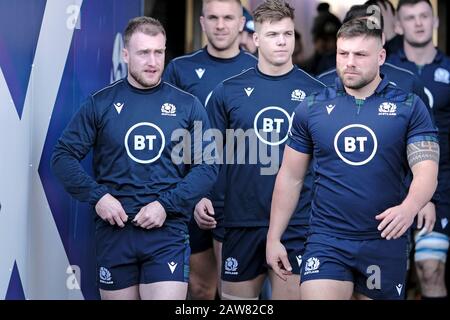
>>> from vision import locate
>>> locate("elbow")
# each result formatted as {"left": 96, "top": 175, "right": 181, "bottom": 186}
{"left": 50, "top": 144, "right": 68, "bottom": 179}
{"left": 212, "top": 163, "right": 219, "bottom": 178}
{"left": 50, "top": 150, "right": 60, "bottom": 176}
{"left": 206, "top": 163, "right": 219, "bottom": 188}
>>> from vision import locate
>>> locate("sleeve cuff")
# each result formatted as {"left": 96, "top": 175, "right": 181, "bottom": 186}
{"left": 88, "top": 185, "right": 109, "bottom": 206}
{"left": 407, "top": 135, "right": 438, "bottom": 145}
{"left": 286, "top": 138, "right": 313, "bottom": 154}
{"left": 156, "top": 197, "right": 171, "bottom": 215}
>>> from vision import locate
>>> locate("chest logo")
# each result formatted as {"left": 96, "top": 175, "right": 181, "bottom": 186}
{"left": 125, "top": 122, "right": 165, "bottom": 164}
{"left": 195, "top": 68, "right": 205, "bottom": 79}
{"left": 244, "top": 87, "right": 254, "bottom": 97}
{"left": 113, "top": 102, "right": 124, "bottom": 114}
{"left": 326, "top": 104, "right": 335, "bottom": 115}
{"left": 161, "top": 103, "right": 176, "bottom": 116}
{"left": 291, "top": 89, "right": 306, "bottom": 102}
{"left": 378, "top": 102, "right": 397, "bottom": 116}
{"left": 334, "top": 124, "right": 378, "bottom": 166}
{"left": 434, "top": 67, "right": 449, "bottom": 84}
{"left": 254, "top": 106, "right": 293, "bottom": 146}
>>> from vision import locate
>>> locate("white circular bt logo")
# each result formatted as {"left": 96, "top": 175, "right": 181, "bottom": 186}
{"left": 253, "top": 106, "right": 293, "bottom": 146}
{"left": 334, "top": 124, "right": 378, "bottom": 166}
{"left": 124, "top": 122, "right": 165, "bottom": 164}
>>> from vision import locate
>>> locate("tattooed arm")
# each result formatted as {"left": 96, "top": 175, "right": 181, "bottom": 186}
{"left": 408, "top": 141, "right": 440, "bottom": 234}
{"left": 406, "top": 140, "right": 440, "bottom": 166}
{"left": 376, "top": 140, "right": 439, "bottom": 239}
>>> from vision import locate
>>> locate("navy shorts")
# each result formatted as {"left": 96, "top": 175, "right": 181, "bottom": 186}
{"left": 435, "top": 170, "right": 450, "bottom": 236}
{"left": 221, "top": 225, "right": 308, "bottom": 282}
{"left": 95, "top": 220, "right": 190, "bottom": 290}
{"left": 300, "top": 233, "right": 408, "bottom": 300}
{"left": 188, "top": 207, "right": 224, "bottom": 254}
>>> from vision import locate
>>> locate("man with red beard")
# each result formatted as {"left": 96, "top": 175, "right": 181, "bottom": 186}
{"left": 52, "top": 17, "right": 217, "bottom": 300}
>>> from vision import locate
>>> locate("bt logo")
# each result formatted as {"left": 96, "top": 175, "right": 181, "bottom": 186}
{"left": 125, "top": 122, "right": 165, "bottom": 164}
{"left": 334, "top": 124, "right": 378, "bottom": 166}
{"left": 134, "top": 135, "right": 157, "bottom": 151}
{"left": 262, "top": 118, "right": 285, "bottom": 133}
{"left": 344, "top": 136, "right": 368, "bottom": 153}
{"left": 254, "top": 106, "right": 293, "bottom": 146}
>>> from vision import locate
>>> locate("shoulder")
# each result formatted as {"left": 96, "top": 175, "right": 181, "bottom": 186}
{"left": 381, "top": 82, "right": 416, "bottom": 105}
{"left": 162, "top": 82, "right": 204, "bottom": 117}
{"left": 92, "top": 79, "right": 124, "bottom": 98}
{"left": 307, "top": 86, "right": 338, "bottom": 105}
{"left": 294, "top": 66, "right": 325, "bottom": 88}
{"left": 240, "top": 51, "right": 258, "bottom": 62}
{"left": 383, "top": 62, "right": 415, "bottom": 76}
{"left": 167, "top": 49, "right": 205, "bottom": 66}
{"left": 437, "top": 50, "right": 450, "bottom": 68}
{"left": 162, "top": 81, "right": 198, "bottom": 102}
{"left": 90, "top": 79, "right": 126, "bottom": 108}
{"left": 386, "top": 51, "right": 402, "bottom": 63}
{"left": 221, "top": 67, "right": 256, "bottom": 86}
{"left": 317, "top": 68, "right": 337, "bottom": 79}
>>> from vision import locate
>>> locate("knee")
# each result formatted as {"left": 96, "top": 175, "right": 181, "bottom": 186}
{"left": 188, "top": 279, "right": 217, "bottom": 300}
{"left": 416, "top": 260, "right": 446, "bottom": 289}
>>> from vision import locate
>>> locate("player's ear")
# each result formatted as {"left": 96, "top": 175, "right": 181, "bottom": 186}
{"left": 433, "top": 16, "right": 439, "bottom": 30}
{"left": 378, "top": 47, "right": 386, "bottom": 66}
{"left": 239, "top": 15, "right": 245, "bottom": 32}
{"left": 394, "top": 18, "right": 403, "bottom": 36}
{"left": 200, "top": 15, "right": 206, "bottom": 32}
{"left": 253, "top": 31, "right": 259, "bottom": 48}
{"left": 122, "top": 47, "right": 129, "bottom": 64}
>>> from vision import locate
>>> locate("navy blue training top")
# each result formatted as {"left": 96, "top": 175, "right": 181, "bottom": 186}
{"left": 288, "top": 75, "right": 437, "bottom": 239}
{"left": 51, "top": 78, "right": 218, "bottom": 231}
{"left": 207, "top": 66, "right": 325, "bottom": 227}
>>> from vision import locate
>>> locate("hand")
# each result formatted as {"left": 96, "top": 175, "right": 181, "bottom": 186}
{"left": 194, "top": 198, "right": 217, "bottom": 230}
{"left": 133, "top": 201, "right": 167, "bottom": 229}
{"left": 95, "top": 193, "right": 128, "bottom": 227}
{"left": 266, "top": 238, "right": 292, "bottom": 281}
{"left": 375, "top": 204, "right": 416, "bottom": 240}
{"left": 416, "top": 202, "right": 436, "bottom": 235}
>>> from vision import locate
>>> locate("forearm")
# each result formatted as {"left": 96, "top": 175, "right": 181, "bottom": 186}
{"left": 158, "top": 163, "right": 218, "bottom": 217}
{"left": 51, "top": 148, "right": 108, "bottom": 205}
{"left": 401, "top": 161, "right": 438, "bottom": 215}
{"left": 267, "top": 168, "right": 304, "bottom": 242}
{"left": 403, "top": 140, "right": 439, "bottom": 216}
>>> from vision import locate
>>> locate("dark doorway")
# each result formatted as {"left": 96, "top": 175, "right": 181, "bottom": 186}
{"left": 144, "top": 0, "right": 186, "bottom": 64}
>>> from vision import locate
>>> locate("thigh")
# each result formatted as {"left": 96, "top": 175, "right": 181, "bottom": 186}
{"left": 300, "top": 233, "right": 354, "bottom": 285}
{"left": 269, "top": 270, "right": 301, "bottom": 300}
{"left": 221, "top": 274, "right": 266, "bottom": 300}
{"left": 95, "top": 222, "right": 140, "bottom": 290}
{"left": 354, "top": 237, "right": 408, "bottom": 300}
{"left": 188, "top": 247, "right": 218, "bottom": 296}
{"left": 212, "top": 207, "right": 225, "bottom": 243}
{"left": 213, "top": 239, "right": 223, "bottom": 279}
{"left": 300, "top": 279, "right": 354, "bottom": 300}
{"left": 281, "top": 225, "right": 308, "bottom": 275}
{"left": 188, "top": 216, "right": 213, "bottom": 254}
{"left": 221, "top": 227, "right": 267, "bottom": 282}
{"left": 139, "top": 226, "right": 190, "bottom": 284}
{"left": 140, "top": 282, "right": 188, "bottom": 300}
{"left": 99, "top": 285, "right": 140, "bottom": 300}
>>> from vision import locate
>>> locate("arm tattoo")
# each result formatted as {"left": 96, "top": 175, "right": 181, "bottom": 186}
{"left": 407, "top": 141, "right": 440, "bottom": 168}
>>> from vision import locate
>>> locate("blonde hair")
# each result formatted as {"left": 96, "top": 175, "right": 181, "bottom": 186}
{"left": 253, "top": 0, "right": 294, "bottom": 25}
{"left": 124, "top": 16, "right": 166, "bottom": 47}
